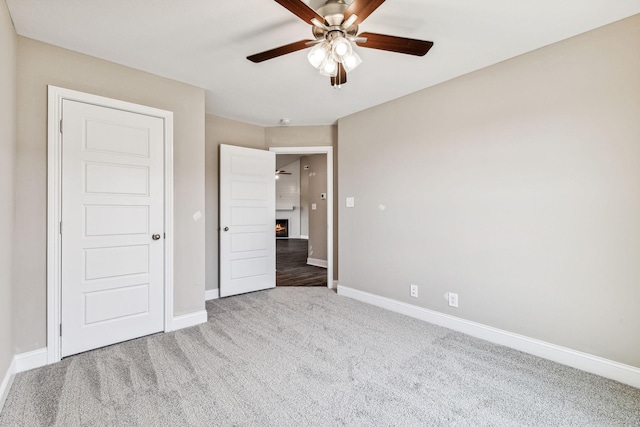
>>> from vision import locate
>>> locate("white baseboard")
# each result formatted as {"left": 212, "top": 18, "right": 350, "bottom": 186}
{"left": 300, "top": 235, "right": 309, "bottom": 240}
{"left": 0, "top": 347, "right": 48, "bottom": 413}
{"left": 337, "top": 285, "right": 640, "bottom": 389}
{"left": 173, "top": 310, "right": 207, "bottom": 331}
{"left": 307, "top": 258, "right": 328, "bottom": 268}
{"left": 0, "top": 358, "right": 16, "bottom": 413}
{"left": 15, "top": 348, "right": 48, "bottom": 373}
{"left": 205, "top": 289, "right": 220, "bottom": 301}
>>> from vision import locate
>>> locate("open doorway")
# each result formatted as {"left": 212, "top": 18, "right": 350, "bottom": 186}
{"left": 270, "top": 146, "right": 334, "bottom": 288}
{"left": 275, "top": 154, "right": 327, "bottom": 286}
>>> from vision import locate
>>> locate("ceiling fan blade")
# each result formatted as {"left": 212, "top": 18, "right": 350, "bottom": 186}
{"left": 344, "top": 0, "right": 386, "bottom": 25}
{"left": 247, "top": 39, "right": 314, "bottom": 63}
{"left": 356, "top": 32, "right": 433, "bottom": 56}
{"left": 275, "top": 0, "right": 325, "bottom": 24}
{"left": 330, "top": 63, "right": 347, "bottom": 86}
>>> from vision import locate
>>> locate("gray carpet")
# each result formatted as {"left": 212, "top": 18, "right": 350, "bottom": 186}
{"left": 1, "top": 287, "right": 638, "bottom": 426}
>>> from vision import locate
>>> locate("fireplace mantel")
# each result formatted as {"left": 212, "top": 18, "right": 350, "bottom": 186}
{"left": 276, "top": 205, "right": 295, "bottom": 211}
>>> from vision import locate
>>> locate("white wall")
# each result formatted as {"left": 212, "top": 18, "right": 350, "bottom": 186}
{"left": 338, "top": 15, "right": 640, "bottom": 367}
{"left": 276, "top": 159, "right": 301, "bottom": 238}
{"left": 0, "top": 0, "right": 16, "bottom": 395}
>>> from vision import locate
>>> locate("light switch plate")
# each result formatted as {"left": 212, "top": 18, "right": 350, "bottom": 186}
{"left": 312, "top": 203, "right": 317, "bottom": 210}
{"left": 346, "top": 197, "right": 355, "bottom": 208}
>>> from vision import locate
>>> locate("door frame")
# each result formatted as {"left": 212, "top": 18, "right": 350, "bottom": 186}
{"left": 46, "top": 86, "right": 174, "bottom": 364}
{"left": 269, "top": 146, "right": 334, "bottom": 288}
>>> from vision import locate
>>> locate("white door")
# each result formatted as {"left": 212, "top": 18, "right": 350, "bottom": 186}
{"left": 61, "top": 99, "right": 165, "bottom": 357}
{"left": 219, "top": 144, "right": 276, "bottom": 297}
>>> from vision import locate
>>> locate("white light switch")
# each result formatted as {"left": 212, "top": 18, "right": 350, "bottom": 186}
{"left": 346, "top": 197, "right": 355, "bottom": 208}
{"left": 312, "top": 203, "right": 317, "bottom": 210}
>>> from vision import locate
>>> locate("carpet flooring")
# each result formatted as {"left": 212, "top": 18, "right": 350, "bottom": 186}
{"left": 276, "top": 238, "right": 326, "bottom": 286}
{"left": 1, "top": 287, "right": 638, "bottom": 426}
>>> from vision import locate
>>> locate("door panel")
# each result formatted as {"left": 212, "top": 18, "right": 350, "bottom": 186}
{"left": 85, "top": 163, "right": 149, "bottom": 195}
{"left": 231, "top": 232, "right": 269, "bottom": 252}
{"left": 61, "top": 99, "right": 164, "bottom": 357}
{"left": 84, "top": 284, "right": 150, "bottom": 324}
{"left": 231, "top": 207, "right": 268, "bottom": 225}
{"left": 84, "top": 245, "right": 149, "bottom": 280}
{"left": 231, "top": 181, "right": 268, "bottom": 200}
{"left": 84, "top": 205, "right": 149, "bottom": 236}
{"left": 84, "top": 120, "right": 150, "bottom": 156}
{"left": 220, "top": 144, "right": 275, "bottom": 297}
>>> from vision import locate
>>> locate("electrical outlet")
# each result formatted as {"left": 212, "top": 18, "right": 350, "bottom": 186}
{"left": 448, "top": 292, "right": 459, "bottom": 308}
{"left": 410, "top": 284, "right": 418, "bottom": 298}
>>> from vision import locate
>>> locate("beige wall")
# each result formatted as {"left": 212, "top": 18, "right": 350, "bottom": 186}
{"left": 205, "top": 115, "right": 265, "bottom": 292}
{"left": 14, "top": 37, "right": 206, "bottom": 352}
{"left": 265, "top": 125, "right": 336, "bottom": 148}
{"left": 338, "top": 15, "right": 640, "bottom": 367}
{"left": 0, "top": 0, "right": 16, "bottom": 385}
{"left": 307, "top": 154, "right": 328, "bottom": 263}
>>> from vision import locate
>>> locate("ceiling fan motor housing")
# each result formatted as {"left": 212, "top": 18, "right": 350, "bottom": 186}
{"left": 312, "top": 0, "right": 359, "bottom": 39}
{"left": 316, "top": 0, "right": 349, "bottom": 25}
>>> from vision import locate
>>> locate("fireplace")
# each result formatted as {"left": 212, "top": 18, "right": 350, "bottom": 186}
{"left": 275, "top": 219, "right": 289, "bottom": 238}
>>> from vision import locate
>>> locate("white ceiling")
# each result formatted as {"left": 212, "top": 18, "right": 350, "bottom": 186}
{"left": 6, "top": 0, "right": 640, "bottom": 126}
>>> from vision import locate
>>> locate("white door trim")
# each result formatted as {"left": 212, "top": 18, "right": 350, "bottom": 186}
{"left": 269, "top": 146, "right": 334, "bottom": 288}
{"left": 47, "top": 86, "right": 174, "bottom": 364}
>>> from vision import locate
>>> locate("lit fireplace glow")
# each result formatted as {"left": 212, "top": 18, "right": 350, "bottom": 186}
{"left": 276, "top": 219, "right": 288, "bottom": 238}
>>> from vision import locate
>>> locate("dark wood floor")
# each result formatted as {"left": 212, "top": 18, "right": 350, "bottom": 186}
{"left": 276, "top": 238, "right": 327, "bottom": 287}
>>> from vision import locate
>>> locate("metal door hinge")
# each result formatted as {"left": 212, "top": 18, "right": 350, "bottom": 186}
{"left": 59, "top": 221, "right": 62, "bottom": 234}
{"left": 59, "top": 119, "right": 63, "bottom": 134}
{"left": 59, "top": 324, "right": 62, "bottom": 336}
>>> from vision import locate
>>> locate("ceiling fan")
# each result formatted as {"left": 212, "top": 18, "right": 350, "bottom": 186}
{"left": 275, "top": 169, "right": 292, "bottom": 175}
{"left": 247, "top": 0, "right": 434, "bottom": 87}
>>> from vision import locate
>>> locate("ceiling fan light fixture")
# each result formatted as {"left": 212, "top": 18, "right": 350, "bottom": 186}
{"left": 319, "top": 57, "right": 338, "bottom": 77}
{"left": 341, "top": 51, "right": 362, "bottom": 73}
{"left": 331, "top": 36, "right": 352, "bottom": 62}
{"left": 307, "top": 42, "right": 330, "bottom": 69}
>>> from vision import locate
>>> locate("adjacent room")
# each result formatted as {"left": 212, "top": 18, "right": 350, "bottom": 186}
{"left": 1, "top": 0, "right": 639, "bottom": 425}
{"left": 275, "top": 154, "right": 329, "bottom": 287}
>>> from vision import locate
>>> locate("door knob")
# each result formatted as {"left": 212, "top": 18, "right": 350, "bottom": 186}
{"left": 223, "top": 226, "right": 229, "bottom": 232}
{"left": 152, "top": 233, "right": 161, "bottom": 240}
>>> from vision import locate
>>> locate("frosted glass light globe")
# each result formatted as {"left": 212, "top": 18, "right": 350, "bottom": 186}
{"left": 342, "top": 51, "right": 362, "bottom": 72}
{"left": 331, "top": 37, "right": 352, "bottom": 62}
{"left": 307, "top": 43, "right": 329, "bottom": 69}
{"left": 319, "top": 58, "right": 338, "bottom": 77}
